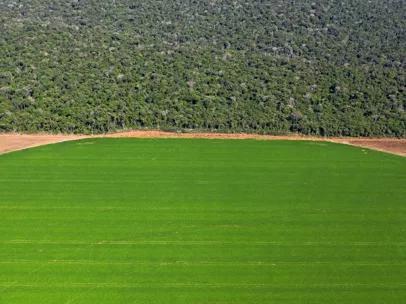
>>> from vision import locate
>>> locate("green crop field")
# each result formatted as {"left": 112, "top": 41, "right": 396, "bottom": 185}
{"left": 0, "top": 138, "right": 405, "bottom": 303}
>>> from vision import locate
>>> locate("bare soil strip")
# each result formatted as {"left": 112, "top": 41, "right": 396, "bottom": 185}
{"left": 0, "top": 134, "right": 86, "bottom": 155}
{"left": 337, "top": 139, "right": 406, "bottom": 157}
{"left": 0, "top": 131, "right": 405, "bottom": 156}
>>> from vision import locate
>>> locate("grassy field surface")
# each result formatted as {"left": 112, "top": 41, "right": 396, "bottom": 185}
{"left": 0, "top": 139, "right": 405, "bottom": 303}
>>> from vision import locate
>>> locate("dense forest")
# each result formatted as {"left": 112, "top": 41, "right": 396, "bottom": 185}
{"left": 0, "top": 0, "right": 405, "bottom": 136}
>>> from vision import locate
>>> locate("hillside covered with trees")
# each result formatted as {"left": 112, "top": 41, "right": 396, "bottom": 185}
{"left": 0, "top": 0, "right": 405, "bottom": 136}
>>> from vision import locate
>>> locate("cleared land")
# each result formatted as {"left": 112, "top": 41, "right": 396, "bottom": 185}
{"left": 1, "top": 132, "right": 405, "bottom": 156}
{"left": 0, "top": 134, "right": 85, "bottom": 155}
{"left": 0, "top": 138, "right": 405, "bottom": 303}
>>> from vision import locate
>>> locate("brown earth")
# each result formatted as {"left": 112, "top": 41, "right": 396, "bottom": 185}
{"left": 334, "top": 139, "right": 406, "bottom": 157}
{"left": 0, "top": 134, "right": 86, "bottom": 155}
{"left": 0, "top": 131, "right": 405, "bottom": 157}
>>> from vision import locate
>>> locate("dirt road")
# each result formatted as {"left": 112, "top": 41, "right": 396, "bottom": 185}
{"left": 0, "top": 134, "right": 86, "bottom": 155}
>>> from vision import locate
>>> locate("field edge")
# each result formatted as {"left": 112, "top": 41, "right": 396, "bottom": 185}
{"left": 0, "top": 131, "right": 405, "bottom": 157}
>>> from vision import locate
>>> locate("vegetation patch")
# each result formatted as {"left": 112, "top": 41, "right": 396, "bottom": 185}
{"left": 1, "top": 0, "right": 405, "bottom": 136}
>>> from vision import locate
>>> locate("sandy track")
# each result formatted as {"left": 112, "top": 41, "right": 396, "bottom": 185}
{"left": 331, "top": 139, "right": 406, "bottom": 157}
{"left": 0, "top": 134, "right": 86, "bottom": 155}
{"left": 0, "top": 131, "right": 405, "bottom": 156}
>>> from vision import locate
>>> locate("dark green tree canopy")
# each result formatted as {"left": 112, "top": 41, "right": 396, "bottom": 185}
{"left": 0, "top": 0, "right": 405, "bottom": 136}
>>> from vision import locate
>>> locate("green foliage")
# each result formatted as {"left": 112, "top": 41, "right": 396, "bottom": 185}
{"left": 0, "top": 0, "right": 405, "bottom": 136}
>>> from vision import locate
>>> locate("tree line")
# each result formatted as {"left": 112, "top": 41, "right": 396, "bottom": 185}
{"left": 0, "top": 0, "right": 405, "bottom": 136}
